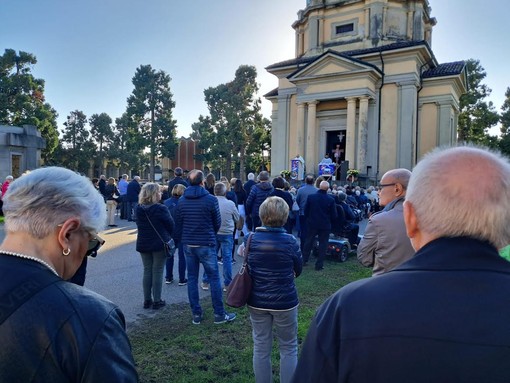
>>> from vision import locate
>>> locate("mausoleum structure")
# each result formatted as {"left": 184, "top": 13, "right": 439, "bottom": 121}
{"left": 265, "top": 0, "right": 466, "bottom": 182}
{"left": 0, "top": 124, "right": 46, "bottom": 179}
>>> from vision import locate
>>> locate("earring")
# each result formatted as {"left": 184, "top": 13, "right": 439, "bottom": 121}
{"left": 62, "top": 248, "right": 71, "bottom": 256}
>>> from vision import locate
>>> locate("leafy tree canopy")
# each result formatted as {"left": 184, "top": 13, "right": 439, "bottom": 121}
{"left": 126, "top": 64, "right": 177, "bottom": 180}
{"left": 458, "top": 59, "right": 499, "bottom": 146}
{"left": 0, "top": 48, "right": 59, "bottom": 160}
{"left": 192, "top": 65, "right": 269, "bottom": 180}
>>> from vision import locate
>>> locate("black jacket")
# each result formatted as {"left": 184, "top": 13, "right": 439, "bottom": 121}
{"left": 247, "top": 227, "right": 302, "bottom": 310}
{"left": 292, "top": 237, "right": 510, "bottom": 383}
{"left": 126, "top": 180, "right": 141, "bottom": 202}
{"left": 168, "top": 176, "right": 188, "bottom": 191}
{"left": 0, "top": 255, "right": 138, "bottom": 382}
{"left": 304, "top": 190, "right": 337, "bottom": 231}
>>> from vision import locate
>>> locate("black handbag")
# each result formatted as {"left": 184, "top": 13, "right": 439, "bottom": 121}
{"left": 226, "top": 233, "right": 253, "bottom": 308}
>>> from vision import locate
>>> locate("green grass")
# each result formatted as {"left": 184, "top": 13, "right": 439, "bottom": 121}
{"left": 129, "top": 256, "right": 371, "bottom": 383}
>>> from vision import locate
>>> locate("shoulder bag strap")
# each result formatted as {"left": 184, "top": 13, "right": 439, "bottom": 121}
{"left": 243, "top": 233, "right": 253, "bottom": 266}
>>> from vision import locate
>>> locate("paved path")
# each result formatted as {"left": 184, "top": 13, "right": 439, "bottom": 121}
{"left": 0, "top": 216, "right": 368, "bottom": 329}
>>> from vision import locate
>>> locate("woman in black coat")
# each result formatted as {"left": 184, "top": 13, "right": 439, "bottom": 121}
{"left": 135, "top": 183, "right": 174, "bottom": 309}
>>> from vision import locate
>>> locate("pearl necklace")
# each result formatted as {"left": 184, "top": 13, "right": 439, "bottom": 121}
{"left": 0, "top": 251, "right": 60, "bottom": 277}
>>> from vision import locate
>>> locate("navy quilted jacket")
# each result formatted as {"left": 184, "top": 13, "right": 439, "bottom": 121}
{"left": 247, "top": 227, "right": 303, "bottom": 310}
{"left": 246, "top": 182, "right": 274, "bottom": 217}
{"left": 173, "top": 185, "right": 221, "bottom": 246}
{"left": 135, "top": 203, "right": 174, "bottom": 253}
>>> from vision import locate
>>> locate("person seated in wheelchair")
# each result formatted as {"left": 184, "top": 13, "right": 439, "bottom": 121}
{"left": 333, "top": 192, "right": 360, "bottom": 249}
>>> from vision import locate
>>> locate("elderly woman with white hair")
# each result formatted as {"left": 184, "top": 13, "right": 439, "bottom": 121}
{"left": 0, "top": 167, "right": 138, "bottom": 382}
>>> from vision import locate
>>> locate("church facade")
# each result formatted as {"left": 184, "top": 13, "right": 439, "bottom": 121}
{"left": 265, "top": 0, "right": 466, "bottom": 182}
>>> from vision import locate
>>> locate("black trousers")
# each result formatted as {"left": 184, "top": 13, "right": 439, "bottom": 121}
{"left": 303, "top": 227, "right": 330, "bottom": 269}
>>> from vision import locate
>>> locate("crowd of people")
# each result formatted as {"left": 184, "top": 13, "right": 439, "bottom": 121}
{"left": 2, "top": 144, "right": 510, "bottom": 382}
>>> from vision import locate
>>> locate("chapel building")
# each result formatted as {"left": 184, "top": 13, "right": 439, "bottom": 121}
{"left": 265, "top": 0, "right": 466, "bottom": 182}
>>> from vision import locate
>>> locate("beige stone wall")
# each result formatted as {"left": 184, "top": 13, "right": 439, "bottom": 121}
{"left": 317, "top": 100, "right": 347, "bottom": 112}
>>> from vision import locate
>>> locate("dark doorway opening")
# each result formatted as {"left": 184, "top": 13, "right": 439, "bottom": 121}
{"left": 327, "top": 130, "right": 347, "bottom": 180}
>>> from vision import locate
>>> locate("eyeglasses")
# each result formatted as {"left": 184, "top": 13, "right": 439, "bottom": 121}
{"left": 86, "top": 234, "right": 105, "bottom": 258}
{"left": 57, "top": 223, "right": 105, "bottom": 257}
{"left": 378, "top": 183, "right": 397, "bottom": 189}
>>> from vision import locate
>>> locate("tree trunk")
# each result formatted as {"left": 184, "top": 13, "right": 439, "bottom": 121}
{"left": 239, "top": 146, "right": 246, "bottom": 182}
{"left": 225, "top": 156, "right": 232, "bottom": 180}
{"left": 150, "top": 109, "right": 155, "bottom": 181}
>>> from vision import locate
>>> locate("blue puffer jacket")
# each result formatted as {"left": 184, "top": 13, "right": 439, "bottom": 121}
{"left": 173, "top": 185, "right": 221, "bottom": 246}
{"left": 135, "top": 203, "right": 174, "bottom": 253}
{"left": 247, "top": 227, "right": 303, "bottom": 310}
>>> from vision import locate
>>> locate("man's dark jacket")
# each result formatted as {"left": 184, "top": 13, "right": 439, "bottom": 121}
{"left": 173, "top": 185, "right": 221, "bottom": 246}
{"left": 292, "top": 237, "right": 510, "bottom": 383}
{"left": 304, "top": 190, "right": 337, "bottom": 231}
{"left": 168, "top": 176, "right": 188, "bottom": 191}
{"left": 243, "top": 179, "right": 256, "bottom": 196}
{"left": 245, "top": 182, "right": 274, "bottom": 219}
{"left": 126, "top": 179, "right": 141, "bottom": 202}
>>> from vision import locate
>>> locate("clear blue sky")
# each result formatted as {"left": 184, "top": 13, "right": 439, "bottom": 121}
{"left": 2, "top": 0, "right": 508, "bottom": 137}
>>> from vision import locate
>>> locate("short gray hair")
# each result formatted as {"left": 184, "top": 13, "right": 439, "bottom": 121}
{"left": 258, "top": 171, "right": 270, "bottom": 181}
{"left": 406, "top": 145, "right": 510, "bottom": 248}
{"left": 2, "top": 167, "right": 106, "bottom": 238}
{"left": 214, "top": 182, "right": 226, "bottom": 196}
{"left": 259, "top": 196, "right": 289, "bottom": 228}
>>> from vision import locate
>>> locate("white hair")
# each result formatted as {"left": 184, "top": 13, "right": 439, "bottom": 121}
{"left": 406, "top": 145, "right": 510, "bottom": 249}
{"left": 248, "top": 173, "right": 255, "bottom": 180}
{"left": 3, "top": 167, "right": 106, "bottom": 238}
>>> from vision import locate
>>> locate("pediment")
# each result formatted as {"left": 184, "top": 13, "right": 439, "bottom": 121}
{"left": 288, "top": 51, "right": 382, "bottom": 82}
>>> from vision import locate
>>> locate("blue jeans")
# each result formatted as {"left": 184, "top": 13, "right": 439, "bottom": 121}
{"left": 165, "top": 242, "right": 186, "bottom": 282}
{"left": 184, "top": 245, "right": 225, "bottom": 317}
{"left": 217, "top": 234, "right": 233, "bottom": 287}
{"left": 249, "top": 306, "right": 298, "bottom": 383}
{"left": 140, "top": 251, "right": 166, "bottom": 302}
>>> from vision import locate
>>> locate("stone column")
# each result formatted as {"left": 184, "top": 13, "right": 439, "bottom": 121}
{"left": 345, "top": 97, "right": 357, "bottom": 169}
{"left": 318, "top": 17, "right": 324, "bottom": 47}
{"left": 272, "top": 94, "right": 291, "bottom": 176}
{"left": 364, "top": 8, "right": 370, "bottom": 38}
{"left": 407, "top": 11, "right": 414, "bottom": 39}
{"left": 305, "top": 101, "right": 318, "bottom": 174}
{"left": 357, "top": 96, "right": 370, "bottom": 173}
{"left": 438, "top": 101, "right": 453, "bottom": 146}
{"left": 382, "top": 6, "right": 388, "bottom": 36}
{"left": 398, "top": 81, "right": 418, "bottom": 169}
{"left": 297, "top": 103, "right": 306, "bottom": 158}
